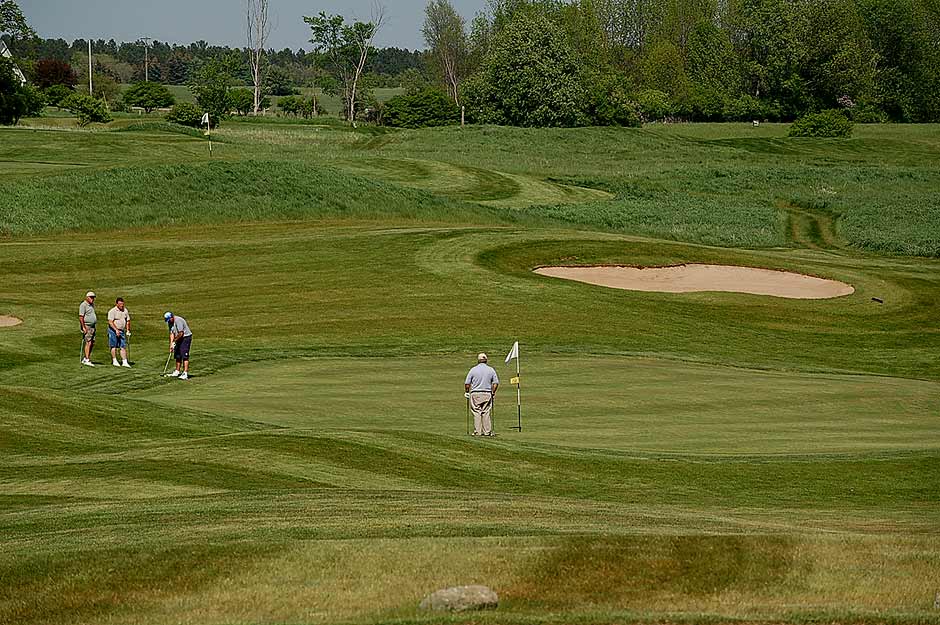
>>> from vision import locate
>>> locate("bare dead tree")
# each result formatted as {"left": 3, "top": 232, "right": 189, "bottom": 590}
{"left": 423, "top": 0, "right": 469, "bottom": 106}
{"left": 348, "top": 4, "right": 386, "bottom": 126}
{"left": 247, "top": 0, "right": 272, "bottom": 114}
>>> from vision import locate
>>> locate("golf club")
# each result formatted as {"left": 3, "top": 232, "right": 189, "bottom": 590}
{"left": 79, "top": 333, "right": 85, "bottom": 363}
{"left": 465, "top": 393, "right": 471, "bottom": 436}
{"left": 161, "top": 349, "right": 173, "bottom": 377}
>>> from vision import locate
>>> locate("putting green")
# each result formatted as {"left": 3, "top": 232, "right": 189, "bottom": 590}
{"left": 135, "top": 355, "right": 940, "bottom": 455}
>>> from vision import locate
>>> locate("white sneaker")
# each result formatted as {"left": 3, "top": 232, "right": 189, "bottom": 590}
{"left": 112, "top": 359, "right": 120, "bottom": 367}
{"left": 170, "top": 370, "right": 181, "bottom": 377}
{"left": 179, "top": 372, "right": 189, "bottom": 380}
{"left": 122, "top": 361, "right": 131, "bottom": 368}
{"left": 82, "top": 359, "right": 95, "bottom": 367}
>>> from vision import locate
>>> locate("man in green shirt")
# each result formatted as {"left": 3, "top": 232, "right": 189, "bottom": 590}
{"left": 78, "top": 291, "right": 97, "bottom": 367}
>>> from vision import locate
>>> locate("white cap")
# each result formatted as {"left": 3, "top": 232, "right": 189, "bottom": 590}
{"left": 86, "top": 291, "right": 96, "bottom": 298}
{"left": 477, "top": 353, "right": 488, "bottom": 362}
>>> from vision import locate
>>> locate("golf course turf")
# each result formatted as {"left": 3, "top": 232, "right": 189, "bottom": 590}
{"left": 1, "top": 118, "right": 939, "bottom": 625}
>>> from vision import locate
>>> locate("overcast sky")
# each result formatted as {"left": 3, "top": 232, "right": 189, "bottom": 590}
{"left": 19, "top": 0, "right": 488, "bottom": 51}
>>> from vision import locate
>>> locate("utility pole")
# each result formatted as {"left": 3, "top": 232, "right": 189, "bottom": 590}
{"left": 142, "top": 37, "right": 152, "bottom": 82}
{"left": 88, "top": 39, "right": 93, "bottom": 95}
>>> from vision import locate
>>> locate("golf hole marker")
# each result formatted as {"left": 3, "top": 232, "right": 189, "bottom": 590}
{"left": 535, "top": 264, "right": 855, "bottom": 300}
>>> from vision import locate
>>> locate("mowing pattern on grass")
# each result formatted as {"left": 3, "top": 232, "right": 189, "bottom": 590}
{"left": 1, "top": 122, "right": 940, "bottom": 625}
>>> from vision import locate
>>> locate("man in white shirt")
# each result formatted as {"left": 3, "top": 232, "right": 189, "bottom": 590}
{"left": 464, "top": 353, "right": 499, "bottom": 436}
{"left": 107, "top": 297, "right": 132, "bottom": 368}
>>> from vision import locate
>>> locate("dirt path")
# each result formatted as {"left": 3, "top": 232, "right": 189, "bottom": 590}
{"left": 0, "top": 316, "right": 23, "bottom": 327}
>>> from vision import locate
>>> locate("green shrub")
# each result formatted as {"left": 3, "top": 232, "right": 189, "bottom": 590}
{"left": 635, "top": 89, "right": 673, "bottom": 122}
{"left": 122, "top": 81, "right": 175, "bottom": 113}
{"left": 165, "top": 102, "right": 204, "bottom": 127}
{"left": 724, "top": 94, "right": 764, "bottom": 121}
{"left": 43, "top": 84, "right": 72, "bottom": 107}
{"left": 279, "top": 95, "right": 300, "bottom": 116}
{"left": 849, "top": 103, "right": 888, "bottom": 124}
{"left": 788, "top": 109, "right": 854, "bottom": 138}
{"left": 689, "top": 86, "right": 727, "bottom": 122}
{"left": 60, "top": 93, "right": 112, "bottom": 126}
{"left": 384, "top": 89, "right": 459, "bottom": 128}
{"left": 20, "top": 84, "right": 46, "bottom": 117}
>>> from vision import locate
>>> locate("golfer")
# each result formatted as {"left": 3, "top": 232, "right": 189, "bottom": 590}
{"left": 107, "top": 297, "right": 132, "bottom": 368}
{"left": 164, "top": 312, "right": 193, "bottom": 380}
{"left": 465, "top": 353, "right": 499, "bottom": 436}
{"left": 79, "top": 291, "right": 97, "bottom": 367}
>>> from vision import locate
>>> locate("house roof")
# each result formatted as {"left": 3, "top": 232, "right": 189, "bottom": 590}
{"left": 0, "top": 40, "right": 27, "bottom": 86}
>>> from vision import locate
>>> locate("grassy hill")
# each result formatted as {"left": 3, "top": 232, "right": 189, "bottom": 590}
{"left": 1, "top": 118, "right": 939, "bottom": 625}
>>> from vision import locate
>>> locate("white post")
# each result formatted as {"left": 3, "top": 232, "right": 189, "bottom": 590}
{"left": 143, "top": 38, "right": 151, "bottom": 82}
{"left": 88, "top": 39, "right": 93, "bottom": 95}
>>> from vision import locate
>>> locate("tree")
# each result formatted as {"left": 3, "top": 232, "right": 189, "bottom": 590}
{"left": 0, "top": 55, "right": 26, "bottom": 124}
{"left": 60, "top": 92, "right": 112, "bottom": 126}
{"left": 264, "top": 65, "right": 298, "bottom": 95}
{"left": 422, "top": 0, "right": 469, "bottom": 106}
{"left": 0, "top": 0, "right": 33, "bottom": 40}
{"left": 188, "top": 55, "right": 235, "bottom": 127}
{"left": 229, "top": 88, "right": 256, "bottom": 115}
{"left": 304, "top": 7, "right": 386, "bottom": 125}
{"left": 122, "top": 81, "right": 175, "bottom": 112}
{"left": 278, "top": 94, "right": 300, "bottom": 115}
{"left": 247, "top": 0, "right": 272, "bottom": 114}
{"left": 464, "top": 9, "right": 588, "bottom": 127}
{"left": 383, "top": 88, "right": 460, "bottom": 127}
{"left": 43, "top": 83, "right": 72, "bottom": 107}
{"left": 33, "top": 58, "right": 78, "bottom": 89}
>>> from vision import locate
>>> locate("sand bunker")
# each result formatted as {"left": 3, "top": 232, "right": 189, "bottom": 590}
{"left": 535, "top": 264, "right": 855, "bottom": 299}
{"left": 0, "top": 316, "right": 23, "bottom": 327}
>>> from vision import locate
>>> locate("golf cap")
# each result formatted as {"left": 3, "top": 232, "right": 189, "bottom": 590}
{"left": 164, "top": 312, "right": 173, "bottom": 322}
{"left": 86, "top": 291, "right": 96, "bottom": 298}
{"left": 478, "top": 353, "right": 488, "bottom": 362}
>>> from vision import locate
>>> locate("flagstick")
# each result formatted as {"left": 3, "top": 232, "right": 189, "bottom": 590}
{"left": 515, "top": 348, "right": 522, "bottom": 431}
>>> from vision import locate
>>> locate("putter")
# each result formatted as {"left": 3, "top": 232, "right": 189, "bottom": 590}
{"left": 466, "top": 394, "right": 471, "bottom": 436}
{"left": 161, "top": 350, "right": 173, "bottom": 377}
{"left": 79, "top": 333, "right": 85, "bottom": 363}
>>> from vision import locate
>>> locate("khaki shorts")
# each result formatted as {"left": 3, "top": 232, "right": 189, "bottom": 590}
{"left": 83, "top": 326, "right": 96, "bottom": 342}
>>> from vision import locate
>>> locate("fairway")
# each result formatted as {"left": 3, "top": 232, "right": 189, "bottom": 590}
{"left": 2, "top": 118, "right": 940, "bottom": 625}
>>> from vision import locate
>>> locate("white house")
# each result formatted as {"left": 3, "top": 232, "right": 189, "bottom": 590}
{"left": 0, "top": 40, "right": 27, "bottom": 86}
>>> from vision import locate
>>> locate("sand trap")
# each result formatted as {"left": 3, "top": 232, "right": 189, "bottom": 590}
{"left": 535, "top": 264, "right": 855, "bottom": 299}
{"left": 0, "top": 316, "right": 23, "bottom": 327}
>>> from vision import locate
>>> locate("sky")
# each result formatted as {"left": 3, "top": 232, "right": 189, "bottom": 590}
{"left": 18, "top": 0, "right": 488, "bottom": 51}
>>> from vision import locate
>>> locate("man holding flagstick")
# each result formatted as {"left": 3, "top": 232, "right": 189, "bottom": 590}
{"left": 505, "top": 341, "right": 523, "bottom": 431}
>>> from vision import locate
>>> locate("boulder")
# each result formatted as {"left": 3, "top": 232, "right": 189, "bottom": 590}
{"left": 419, "top": 585, "right": 499, "bottom": 612}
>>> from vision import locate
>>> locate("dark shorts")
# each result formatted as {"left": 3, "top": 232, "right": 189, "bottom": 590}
{"left": 174, "top": 335, "right": 192, "bottom": 361}
{"left": 108, "top": 328, "right": 127, "bottom": 349}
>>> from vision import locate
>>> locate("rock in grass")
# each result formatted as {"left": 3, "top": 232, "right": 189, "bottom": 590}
{"left": 419, "top": 585, "right": 498, "bottom": 612}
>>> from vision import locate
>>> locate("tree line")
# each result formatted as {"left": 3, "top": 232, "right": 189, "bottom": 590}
{"left": 4, "top": 0, "right": 940, "bottom": 128}
{"left": 5, "top": 35, "right": 426, "bottom": 89}
{"left": 422, "top": 0, "right": 940, "bottom": 125}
